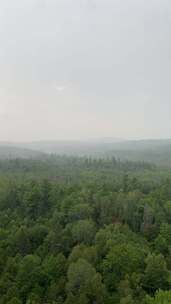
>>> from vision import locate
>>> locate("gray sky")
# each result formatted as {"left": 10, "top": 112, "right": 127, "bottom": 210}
{"left": 0, "top": 0, "right": 171, "bottom": 141}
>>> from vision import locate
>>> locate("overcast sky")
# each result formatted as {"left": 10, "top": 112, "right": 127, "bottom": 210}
{"left": 0, "top": 0, "right": 171, "bottom": 141}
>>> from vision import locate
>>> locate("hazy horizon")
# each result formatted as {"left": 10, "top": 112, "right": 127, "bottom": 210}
{"left": 1, "top": 137, "right": 171, "bottom": 145}
{"left": 1, "top": 0, "right": 171, "bottom": 141}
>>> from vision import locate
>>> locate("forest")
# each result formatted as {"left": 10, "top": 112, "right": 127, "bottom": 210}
{"left": 1, "top": 0, "right": 170, "bottom": 302}
{"left": 0, "top": 156, "right": 171, "bottom": 303}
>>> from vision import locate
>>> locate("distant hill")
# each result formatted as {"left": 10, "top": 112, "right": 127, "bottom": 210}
{"left": 23, "top": 140, "right": 119, "bottom": 155}
{"left": 24, "top": 138, "right": 171, "bottom": 166}
{"left": 1, "top": 139, "right": 171, "bottom": 166}
{"left": 110, "top": 139, "right": 171, "bottom": 151}
{"left": 106, "top": 139, "right": 171, "bottom": 166}
{"left": 0, "top": 146, "right": 45, "bottom": 159}
{"left": 0, "top": 140, "right": 124, "bottom": 156}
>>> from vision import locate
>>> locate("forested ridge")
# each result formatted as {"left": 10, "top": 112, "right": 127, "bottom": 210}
{"left": 1, "top": 157, "right": 171, "bottom": 303}
{"left": 2, "top": 139, "right": 171, "bottom": 166}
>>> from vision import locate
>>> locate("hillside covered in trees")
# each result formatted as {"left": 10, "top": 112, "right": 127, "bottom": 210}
{"left": 0, "top": 156, "right": 171, "bottom": 303}
{"left": 0, "top": 146, "right": 45, "bottom": 160}
{"left": 2, "top": 139, "right": 171, "bottom": 166}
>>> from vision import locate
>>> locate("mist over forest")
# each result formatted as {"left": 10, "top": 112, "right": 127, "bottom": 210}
{"left": 1, "top": 1, "right": 171, "bottom": 303}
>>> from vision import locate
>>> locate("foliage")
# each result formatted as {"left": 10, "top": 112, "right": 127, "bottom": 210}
{"left": 0, "top": 156, "right": 171, "bottom": 303}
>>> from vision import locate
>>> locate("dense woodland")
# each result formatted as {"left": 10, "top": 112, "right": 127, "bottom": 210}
{"left": 1, "top": 156, "right": 171, "bottom": 303}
